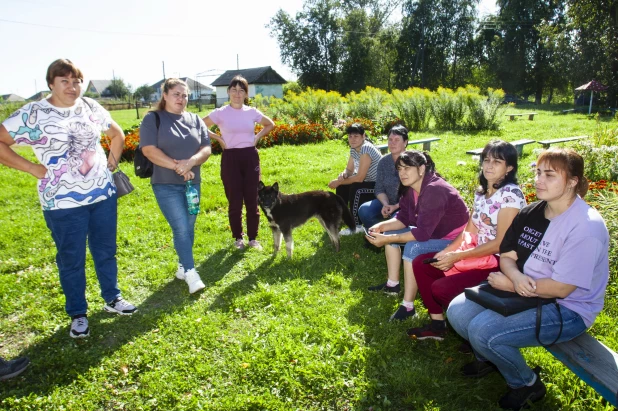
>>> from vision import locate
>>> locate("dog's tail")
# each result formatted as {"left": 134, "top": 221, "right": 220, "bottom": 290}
{"left": 335, "top": 194, "right": 356, "bottom": 229}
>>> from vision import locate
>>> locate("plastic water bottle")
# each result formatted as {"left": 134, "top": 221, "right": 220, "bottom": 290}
{"left": 185, "top": 180, "right": 200, "bottom": 215}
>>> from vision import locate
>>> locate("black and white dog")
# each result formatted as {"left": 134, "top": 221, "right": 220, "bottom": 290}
{"left": 257, "top": 181, "right": 356, "bottom": 258}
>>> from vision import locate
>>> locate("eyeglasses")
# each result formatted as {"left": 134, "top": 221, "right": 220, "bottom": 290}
{"left": 169, "top": 92, "right": 188, "bottom": 99}
{"left": 229, "top": 88, "right": 246, "bottom": 94}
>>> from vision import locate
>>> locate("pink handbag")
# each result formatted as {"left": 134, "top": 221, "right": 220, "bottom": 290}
{"left": 444, "top": 231, "right": 499, "bottom": 276}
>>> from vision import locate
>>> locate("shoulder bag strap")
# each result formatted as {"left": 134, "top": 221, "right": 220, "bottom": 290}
{"left": 536, "top": 300, "right": 563, "bottom": 347}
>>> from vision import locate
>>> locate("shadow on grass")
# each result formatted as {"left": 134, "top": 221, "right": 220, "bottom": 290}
{"left": 196, "top": 248, "right": 243, "bottom": 288}
{"left": 0, "top": 279, "right": 194, "bottom": 398}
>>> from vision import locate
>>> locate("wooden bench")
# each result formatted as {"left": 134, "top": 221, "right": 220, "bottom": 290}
{"left": 548, "top": 333, "right": 618, "bottom": 407}
{"left": 466, "top": 139, "right": 536, "bottom": 158}
{"left": 506, "top": 113, "right": 537, "bottom": 121}
{"left": 376, "top": 137, "right": 440, "bottom": 154}
{"left": 538, "top": 135, "right": 588, "bottom": 149}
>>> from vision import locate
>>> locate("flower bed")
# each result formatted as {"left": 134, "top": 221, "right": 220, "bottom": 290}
{"left": 102, "top": 123, "right": 335, "bottom": 157}
{"left": 522, "top": 180, "right": 618, "bottom": 204}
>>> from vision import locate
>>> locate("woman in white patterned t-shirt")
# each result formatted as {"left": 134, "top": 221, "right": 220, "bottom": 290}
{"left": 327, "top": 123, "right": 382, "bottom": 231}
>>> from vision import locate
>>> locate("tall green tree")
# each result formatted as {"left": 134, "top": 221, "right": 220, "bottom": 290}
{"left": 394, "top": 0, "right": 478, "bottom": 90}
{"left": 106, "top": 78, "right": 130, "bottom": 100}
{"left": 269, "top": 0, "right": 343, "bottom": 90}
{"left": 568, "top": 0, "right": 618, "bottom": 106}
{"left": 134, "top": 84, "right": 155, "bottom": 101}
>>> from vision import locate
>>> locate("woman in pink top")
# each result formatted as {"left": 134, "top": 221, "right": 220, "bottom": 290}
{"left": 203, "top": 76, "right": 274, "bottom": 250}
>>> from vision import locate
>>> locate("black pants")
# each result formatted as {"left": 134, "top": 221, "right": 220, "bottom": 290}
{"left": 336, "top": 181, "right": 375, "bottom": 226}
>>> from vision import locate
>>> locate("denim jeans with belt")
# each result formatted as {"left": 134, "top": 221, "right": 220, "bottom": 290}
{"left": 152, "top": 183, "right": 200, "bottom": 271}
{"left": 43, "top": 195, "right": 121, "bottom": 317}
{"left": 358, "top": 199, "right": 388, "bottom": 229}
{"left": 385, "top": 227, "right": 452, "bottom": 262}
{"left": 447, "top": 292, "right": 587, "bottom": 388}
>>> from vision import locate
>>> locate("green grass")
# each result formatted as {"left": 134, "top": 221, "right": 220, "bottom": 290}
{"left": 0, "top": 106, "right": 616, "bottom": 410}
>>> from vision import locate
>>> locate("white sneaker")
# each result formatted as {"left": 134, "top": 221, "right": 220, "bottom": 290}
{"left": 70, "top": 315, "right": 90, "bottom": 339}
{"left": 104, "top": 297, "right": 137, "bottom": 315}
{"left": 339, "top": 225, "right": 363, "bottom": 236}
{"left": 175, "top": 263, "right": 186, "bottom": 280}
{"left": 185, "top": 268, "right": 205, "bottom": 294}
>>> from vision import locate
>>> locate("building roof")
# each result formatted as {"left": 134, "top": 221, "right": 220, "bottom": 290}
{"left": 211, "top": 66, "right": 287, "bottom": 87}
{"left": 88, "top": 80, "right": 113, "bottom": 94}
{"left": 1, "top": 93, "right": 26, "bottom": 102}
{"left": 27, "top": 91, "right": 50, "bottom": 101}
{"left": 150, "top": 77, "right": 214, "bottom": 95}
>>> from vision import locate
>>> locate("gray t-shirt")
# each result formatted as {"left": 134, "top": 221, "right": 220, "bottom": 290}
{"left": 374, "top": 154, "right": 400, "bottom": 205}
{"left": 140, "top": 110, "right": 210, "bottom": 184}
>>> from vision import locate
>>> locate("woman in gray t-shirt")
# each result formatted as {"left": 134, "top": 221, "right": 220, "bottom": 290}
{"left": 140, "top": 78, "right": 212, "bottom": 294}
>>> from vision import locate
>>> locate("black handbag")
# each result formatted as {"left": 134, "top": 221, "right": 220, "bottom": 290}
{"left": 109, "top": 152, "right": 134, "bottom": 198}
{"left": 134, "top": 112, "right": 159, "bottom": 178}
{"left": 464, "top": 281, "right": 563, "bottom": 347}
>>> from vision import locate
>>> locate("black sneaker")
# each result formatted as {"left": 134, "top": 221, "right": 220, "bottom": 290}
{"left": 458, "top": 341, "right": 473, "bottom": 354}
{"left": 406, "top": 322, "right": 447, "bottom": 341}
{"left": 0, "top": 356, "right": 30, "bottom": 381}
{"left": 389, "top": 305, "right": 416, "bottom": 321}
{"left": 498, "top": 366, "right": 546, "bottom": 410}
{"left": 368, "top": 282, "right": 401, "bottom": 295}
{"left": 461, "top": 359, "right": 498, "bottom": 378}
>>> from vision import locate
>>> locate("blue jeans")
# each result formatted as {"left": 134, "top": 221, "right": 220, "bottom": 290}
{"left": 358, "top": 199, "right": 388, "bottom": 229}
{"left": 43, "top": 196, "right": 121, "bottom": 317}
{"left": 447, "top": 292, "right": 587, "bottom": 388}
{"left": 385, "top": 227, "right": 452, "bottom": 262}
{"left": 152, "top": 183, "right": 200, "bottom": 271}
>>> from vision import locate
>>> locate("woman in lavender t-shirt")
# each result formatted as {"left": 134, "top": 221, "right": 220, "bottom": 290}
{"left": 447, "top": 148, "right": 610, "bottom": 411}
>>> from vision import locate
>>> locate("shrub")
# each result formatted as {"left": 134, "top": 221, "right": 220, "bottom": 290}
{"left": 430, "top": 87, "right": 466, "bottom": 130}
{"left": 0, "top": 101, "right": 23, "bottom": 123}
{"left": 345, "top": 86, "right": 392, "bottom": 120}
{"left": 267, "top": 88, "right": 345, "bottom": 126}
{"left": 463, "top": 86, "right": 505, "bottom": 131}
{"left": 391, "top": 88, "right": 433, "bottom": 131}
{"left": 574, "top": 126, "right": 618, "bottom": 182}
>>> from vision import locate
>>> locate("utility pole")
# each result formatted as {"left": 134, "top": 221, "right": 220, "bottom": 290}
{"left": 162, "top": 61, "right": 166, "bottom": 80}
{"left": 237, "top": 54, "right": 239, "bottom": 70}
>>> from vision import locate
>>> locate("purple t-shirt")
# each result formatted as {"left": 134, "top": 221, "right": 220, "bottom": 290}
{"left": 396, "top": 172, "right": 469, "bottom": 242}
{"left": 207, "top": 105, "right": 263, "bottom": 149}
{"left": 500, "top": 198, "right": 610, "bottom": 327}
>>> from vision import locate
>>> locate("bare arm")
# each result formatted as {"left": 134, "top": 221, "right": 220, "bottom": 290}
{"left": 338, "top": 153, "right": 371, "bottom": 184}
{"left": 174, "top": 145, "right": 212, "bottom": 175}
{"left": 433, "top": 207, "right": 520, "bottom": 271}
{"left": 105, "top": 121, "right": 125, "bottom": 171}
{"left": 141, "top": 145, "right": 177, "bottom": 170}
{"left": 202, "top": 115, "right": 226, "bottom": 149}
{"left": 328, "top": 156, "right": 355, "bottom": 189}
{"left": 254, "top": 115, "right": 274, "bottom": 146}
{"left": 0, "top": 125, "right": 47, "bottom": 178}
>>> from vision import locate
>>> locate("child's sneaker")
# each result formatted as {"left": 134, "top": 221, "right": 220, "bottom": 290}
{"left": 104, "top": 297, "right": 137, "bottom": 315}
{"left": 0, "top": 356, "right": 30, "bottom": 380}
{"left": 185, "top": 268, "right": 205, "bottom": 294}
{"left": 175, "top": 263, "right": 186, "bottom": 280}
{"left": 389, "top": 305, "right": 416, "bottom": 321}
{"left": 70, "top": 314, "right": 90, "bottom": 339}
{"left": 368, "top": 282, "right": 401, "bottom": 295}
{"left": 234, "top": 239, "right": 245, "bottom": 250}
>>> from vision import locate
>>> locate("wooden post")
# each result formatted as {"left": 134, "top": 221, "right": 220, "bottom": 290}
{"left": 135, "top": 101, "right": 140, "bottom": 120}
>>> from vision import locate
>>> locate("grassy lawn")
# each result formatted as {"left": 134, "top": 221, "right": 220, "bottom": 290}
{"left": 0, "top": 106, "right": 616, "bottom": 410}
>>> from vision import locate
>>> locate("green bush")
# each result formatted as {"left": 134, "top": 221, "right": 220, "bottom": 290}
{"left": 391, "top": 88, "right": 433, "bottom": 131}
{"left": 0, "top": 101, "right": 24, "bottom": 123}
{"left": 430, "top": 87, "right": 466, "bottom": 130}
{"left": 463, "top": 86, "right": 505, "bottom": 131}
{"left": 345, "top": 86, "right": 392, "bottom": 120}
{"left": 267, "top": 88, "right": 345, "bottom": 126}
{"left": 573, "top": 126, "right": 618, "bottom": 182}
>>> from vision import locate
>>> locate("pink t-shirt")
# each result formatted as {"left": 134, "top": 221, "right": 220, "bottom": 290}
{"left": 207, "top": 105, "right": 264, "bottom": 149}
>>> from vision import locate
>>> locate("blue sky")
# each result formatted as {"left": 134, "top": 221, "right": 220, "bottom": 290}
{"left": 0, "top": 0, "right": 496, "bottom": 97}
